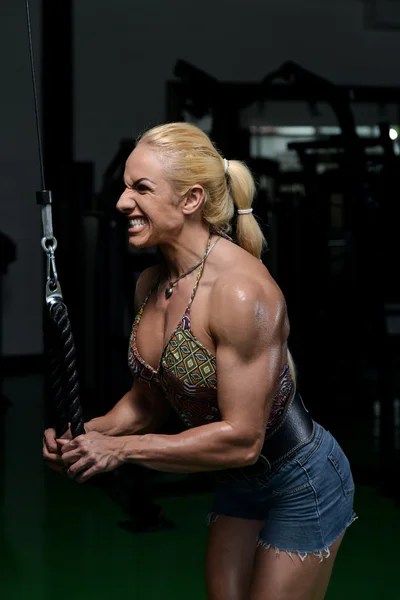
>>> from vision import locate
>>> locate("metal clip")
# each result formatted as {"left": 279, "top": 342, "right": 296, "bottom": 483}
{"left": 46, "top": 246, "right": 57, "bottom": 282}
{"left": 41, "top": 236, "right": 63, "bottom": 303}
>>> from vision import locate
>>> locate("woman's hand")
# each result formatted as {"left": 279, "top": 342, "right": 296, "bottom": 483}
{"left": 57, "top": 431, "right": 123, "bottom": 483}
{"left": 43, "top": 426, "right": 72, "bottom": 473}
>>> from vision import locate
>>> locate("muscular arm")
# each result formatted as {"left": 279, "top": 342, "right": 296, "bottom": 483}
{"left": 114, "top": 275, "right": 286, "bottom": 473}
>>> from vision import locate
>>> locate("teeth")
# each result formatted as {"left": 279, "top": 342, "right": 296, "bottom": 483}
{"left": 129, "top": 218, "right": 146, "bottom": 228}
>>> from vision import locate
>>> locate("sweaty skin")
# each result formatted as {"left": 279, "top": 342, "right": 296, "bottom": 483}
{"left": 58, "top": 240, "right": 290, "bottom": 483}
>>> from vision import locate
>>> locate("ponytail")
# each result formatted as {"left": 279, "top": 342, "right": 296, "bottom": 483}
{"left": 226, "top": 160, "right": 267, "bottom": 260}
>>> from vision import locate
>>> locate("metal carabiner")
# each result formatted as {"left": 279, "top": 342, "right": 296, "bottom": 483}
{"left": 41, "top": 236, "right": 63, "bottom": 303}
{"left": 46, "top": 246, "right": 57, "bottom": 283}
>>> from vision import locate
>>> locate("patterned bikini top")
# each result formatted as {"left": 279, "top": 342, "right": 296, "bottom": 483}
{"left": 128, "top": 241, "right": 294, "bottom": 431}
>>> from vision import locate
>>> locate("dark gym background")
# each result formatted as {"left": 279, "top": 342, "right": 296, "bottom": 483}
{"left": 1, "top": 1, "right": 399, "bottom": 598}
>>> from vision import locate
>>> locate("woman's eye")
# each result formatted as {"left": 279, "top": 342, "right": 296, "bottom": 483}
{"left": 124, "top": 182, "right": 150, "bottom": 194}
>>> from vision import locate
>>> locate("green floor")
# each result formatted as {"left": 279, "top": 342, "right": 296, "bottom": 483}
{"left": 1, "top": 474, "right": 398, "bottom": 598}
{"left": 1, "top": 376, "right": 398, "bottom": 598}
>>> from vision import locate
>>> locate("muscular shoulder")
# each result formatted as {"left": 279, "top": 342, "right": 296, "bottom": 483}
{"left": 134, "top": 265, "right": 162, "bottom": 311}
{"left": 209, "top": 267, "right": 286, "bottom": 357}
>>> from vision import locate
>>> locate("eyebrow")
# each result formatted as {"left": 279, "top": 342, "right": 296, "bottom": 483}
{"left": 125, "top": 177, "right": 155, "bottom": 187}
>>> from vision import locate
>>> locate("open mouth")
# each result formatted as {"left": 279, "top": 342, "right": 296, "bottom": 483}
{"left": 128, "top": 217, "right": 147, "bottom": 233}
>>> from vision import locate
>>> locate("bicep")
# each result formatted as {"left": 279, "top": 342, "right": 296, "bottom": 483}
{"left": 216, "top": 333, "right": 282, "bottom": 445}
{"left": 212, "top": 282, "right": 285, "bottom": 445}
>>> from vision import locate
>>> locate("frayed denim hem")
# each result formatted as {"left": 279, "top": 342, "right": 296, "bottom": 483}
{"left": 256, "top": 512, "right": 358, "bottom": 563}
{"left": 205, "top": 511, "right": 358, "bottom": 563}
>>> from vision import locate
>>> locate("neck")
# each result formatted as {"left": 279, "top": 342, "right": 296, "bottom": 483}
{"left": 159, "top": 223, "right": 212, "bottom": 281}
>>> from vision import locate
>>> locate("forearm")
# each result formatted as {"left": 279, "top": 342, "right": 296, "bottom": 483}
{"left": 116, "top": 422, "right": 258, "bottom": 473}
{"left": 86, "top": 412, "right": 149, "bottom": 437}
{"left": 85, "top": 414, "right": 149, "bottom": 437}
{"left": 85, "top": 388, "right": 166, "bottom": 437}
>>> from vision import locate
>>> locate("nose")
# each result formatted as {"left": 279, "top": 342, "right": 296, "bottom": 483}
{"left": 116, "top": 188, "right": 136, "bottom": 215}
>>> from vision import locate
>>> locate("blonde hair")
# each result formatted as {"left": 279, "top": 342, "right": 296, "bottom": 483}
{"left": 139, "top": 122, "right": 296, "bottom": 383}
{"left": 138, "top": 122, "right": 266, "bottom": 259}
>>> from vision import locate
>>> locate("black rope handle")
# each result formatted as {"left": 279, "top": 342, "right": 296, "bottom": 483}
{"left": 44, "top": 301, "right": 85, "bottom": 439}
{"left": 43, "top": 310, "right": 69, "bottom": 438}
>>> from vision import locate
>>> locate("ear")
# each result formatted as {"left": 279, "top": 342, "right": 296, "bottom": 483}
{"left": 181, "top": 185, "right": 206, "bottom": 216}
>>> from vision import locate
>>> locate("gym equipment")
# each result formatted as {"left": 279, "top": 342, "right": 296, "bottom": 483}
{"left": 25, "top": 0, "right": 84, "bottom": 439}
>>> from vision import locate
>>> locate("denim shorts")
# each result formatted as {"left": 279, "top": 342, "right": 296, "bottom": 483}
{"left": 208, "top": 422, "right": 357, "bottom": 558}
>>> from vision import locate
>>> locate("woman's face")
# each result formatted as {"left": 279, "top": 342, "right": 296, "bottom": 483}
{"left": 116, "top": 143, "right": 184, "bottom": 248}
